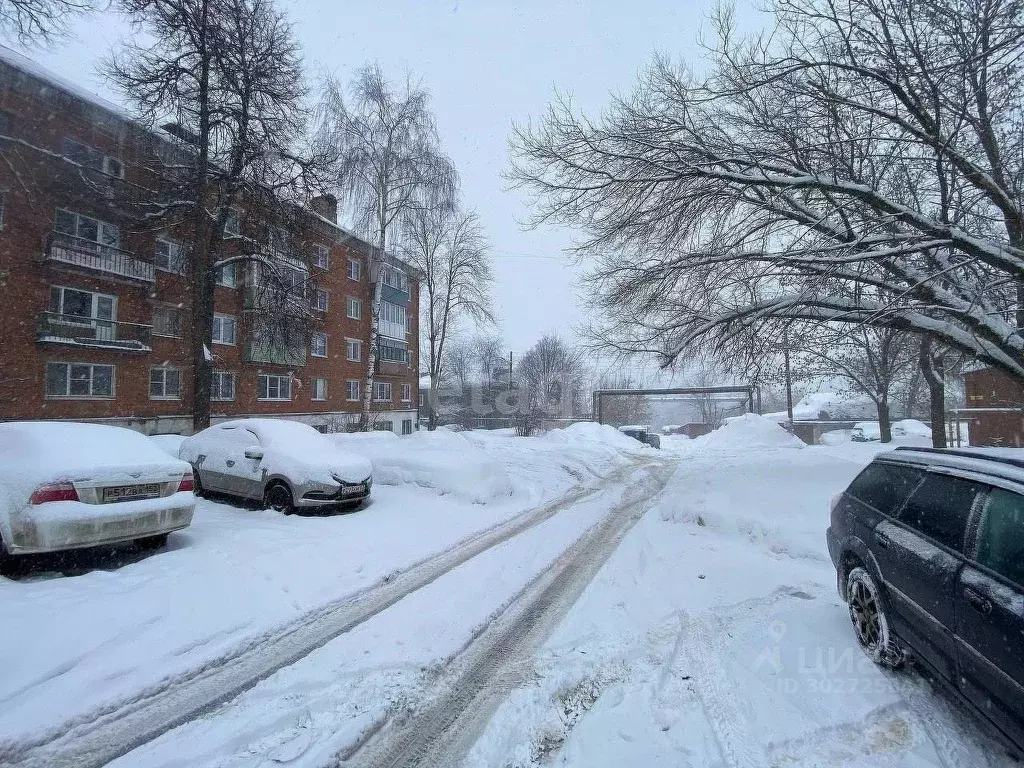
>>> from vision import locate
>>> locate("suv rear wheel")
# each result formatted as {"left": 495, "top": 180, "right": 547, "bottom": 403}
{"left": 847, "top": 566, "right": 903, "bottom": 669}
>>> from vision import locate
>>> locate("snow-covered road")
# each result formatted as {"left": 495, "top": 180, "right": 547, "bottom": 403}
{"left": 1, "top": 420, "right": 1017, "bottom": 768}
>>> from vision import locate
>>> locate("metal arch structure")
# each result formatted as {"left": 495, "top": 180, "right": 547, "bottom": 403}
{"left": 592, "top": 386, "right": 756, "bottom": 425}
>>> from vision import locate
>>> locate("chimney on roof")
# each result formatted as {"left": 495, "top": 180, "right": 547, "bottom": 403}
{"left": 309, "top": 193, "right": 338, "bottom": 224}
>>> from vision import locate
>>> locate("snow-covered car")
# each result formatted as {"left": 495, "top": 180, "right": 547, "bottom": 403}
{"left": 852, "top": 421, "right": 914, "bottom": 442}
{"left": 0, "top": 422, "right": 196, "bottom": 566}
{"left": 179, "top": 419, "right": 373, "bottom": 514}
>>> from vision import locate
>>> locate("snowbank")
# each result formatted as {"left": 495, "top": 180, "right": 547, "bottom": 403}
{"left": 330, "top": 429, "right": 514, "bottom": 505}
{"left": 818, "top": 429, "right": 852, "bottom": 446}
{"left": 696, "top": 413, "right": 805, "bottom": 450}
{"left": 542, "top": 421, "right": 644, "bottom": 451}
{"left": 893, "top": 419, "right": 932, "bottom": 438}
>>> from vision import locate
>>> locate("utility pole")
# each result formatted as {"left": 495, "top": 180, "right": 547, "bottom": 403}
{"left": 784, "top": 334, "right": 794, "bottom": 423}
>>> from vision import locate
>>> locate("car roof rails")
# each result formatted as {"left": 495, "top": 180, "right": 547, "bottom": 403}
{"left": 893, "top": 445, "right": 1024, "bottom": 472}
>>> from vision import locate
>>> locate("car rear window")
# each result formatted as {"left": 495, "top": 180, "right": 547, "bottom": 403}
{"left": 897, "top": 472, "right": 984, "bottom": 552}
{"left": 846, "top": 462, "right": 923, "bottom": 516}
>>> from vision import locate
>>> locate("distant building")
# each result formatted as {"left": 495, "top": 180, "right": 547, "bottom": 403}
{"left": 960, "top": 366, "right": 1024, "bottom": 447}
{"left": 0, "top": 47, "right": 420, "bottom": 435}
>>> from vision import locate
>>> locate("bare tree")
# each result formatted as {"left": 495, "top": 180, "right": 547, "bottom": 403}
{"left": 516, "top": 333, "right": 586, "bottom": 421}
{"left": 107, "top": 0, "right": 324, "bottom": 430}
{"left": 322, "top": 63, "right": 457, "bottom": 429}
{"left": 0, "top": 0, "right": 92, "bottom": 43}
{"left": 510, "top": 0, "right": 1024, "bottom": 384}
{"left": 405, "top": 204, "right": 494, "bottom": 429}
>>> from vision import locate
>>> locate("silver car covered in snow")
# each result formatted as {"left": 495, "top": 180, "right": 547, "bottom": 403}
{"left": 179, "top": 418, "right": 373, "bottom": 514}
{"left": 0, "top": 422, "right": 196, "bottom": 566}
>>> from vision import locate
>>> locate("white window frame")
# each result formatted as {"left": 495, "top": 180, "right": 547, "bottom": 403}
{"left": 216, "top": 262, "right": 237, "bottom": 288}
{"left": 155, "top": 237, "right": 186, "bottom": 274}
{"left": 311, "top": 377, "right": 328, "bottom": 401}
{"left": 55, "top": 208, "right": 120, "bottom": 249}
{"left": 45, "top": 361, "right": 115, "bottom": 399}
{"left": 402, "top": 383, "right": 412, "bottom": 402}
{"left": 223, "top": 208, "right": 241, "bottom": 237}
{"left": 311, "top": 332, "right": 328, "bottom": 358}
{"left": 347, "top": 258, "right": 361, "bottom": 281}
{"left": 258, "top": 374, "right": 292, "bottom": 401}
{"left": 149, "top": 366, "right": 182, "bottom": 400}
{"left": 314, "top": 287, "right": 329, "bottom": 312}
{"left": 346, "top": 338, "right": 361, "bottom": 362}
{"left": 211, "top": 370, "right": 236, "bottom": 401}
{"left": 211, "top": 313, "right": 237, "bottom": 345}
{"left": 313, "top": 244, "right": 331, "bottom": 270}
{"left": 152, "top": 304, "right": 183, "bottom": 338}
{"left": 346, "top": 296, "right": 361, "bottom": 320}
{"left": 49, "top": 284, "right": 117, "bottom": 322}
{"left": 345, "top": 379, "right": 360, "bottom": 402}
{"left": 373, "top": 381, "right": 392, "bottom": 402}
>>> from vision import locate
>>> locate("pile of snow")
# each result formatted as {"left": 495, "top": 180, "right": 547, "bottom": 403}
{"left": 330, "top": 427, "right": 513, "bottom": 505}
{"left": 696, "top": 413, "right": 805, "bottom": 450}
{"left": 819, "top": 429, "right": 852, "bottom": 446}
{"left": 764, "top": 391, "right": 878, "bottom": 422}
{"left": 543, "top": 421, "right": 645, "bottom": 451}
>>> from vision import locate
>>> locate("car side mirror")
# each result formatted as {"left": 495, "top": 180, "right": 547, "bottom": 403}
{"left": 244, "top": 448, "right": 263, "bottom": 460}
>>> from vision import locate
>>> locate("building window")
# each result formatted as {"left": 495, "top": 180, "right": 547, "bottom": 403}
{"left": 380, "top": 301, "right": 407, "bottom": 339}
{"left": 373, "top": 381, "right": 392, "bottom": 402}
{"left": 152, "top": 305, "right": 183, "bottom": 338}
{"left": 381, "top": 265, "right": 409, "bottom": 292}
{"left": 60, "top": 138, "right": 123, "bottom": 178}
{"left": 311, "top": 332, "right": 328, "bottom": 357}
{"left": 378, "top": 344, "right": 408, "bottom": 364}
{"left": 347, "top": 258, "right": 361, "bottom": 281}
{"left": 55, "top": 208, "right": 119, "bottom": 249}
{"left": 223, "top": 208, "right": 241, "bottom": 237}
{"left": 212, "top": 314, "right": 237, "bottom": 345}
{"left": 374, "top": 420, "right": 394, "bottom": 432}
{"left": 312, "top": 377, "right": 328, "bottom": 401}
{"left": 45, "top": 362, "right": 114, "bottom": 398}
{"left": 156, "top": 237, "right": 186, "bottom": 274}
{"left": 346, "top": 338, "right": 361, "bottom": 362}
{"left": 313, "top": 244, "right": 330, "bottom": 270}
{"left": 216, "top": 262, "right": 237, "bottom": 288}
{"left": 313, "top": 287, "right": 329, "bottom": 312}
{"left": 345, "top": 379, "right": 360, "bottom": 401}
{"left": 49, "top": 285, "right": 116, "bottom": 323}
{"left": 402, "top": 419, "right": 413, "bottom": 435}
{"left": 346, "top": 296, "right": 361, "bottom": 320}
{"left": 149, "top": 367, "right": 182, "bottom": 399}
{"left": 402, "top": 383, "right": 411, "bottom": 402}
{"left": 258, "top": 374, "right": 291, "bottom": 401}
{"left": 211, "top": 370, "right": 235, "bottom": 401}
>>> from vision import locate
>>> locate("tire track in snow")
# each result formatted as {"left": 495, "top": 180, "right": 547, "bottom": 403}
{"left": 0, "top": 459, "right": 657, "bottom": 768}
{"left": 338, "top": 462, "right": 676, "bottom": 768}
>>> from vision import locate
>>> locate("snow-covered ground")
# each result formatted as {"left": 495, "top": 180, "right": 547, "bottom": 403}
{"left": 0, "top": 424, "right": 648, "bottom": 752}
{"left": 468, "top": 418, "right": 1014, "bottom": 768}
{"left": 2, "top": 418, "right": 1014, "bottom": 768}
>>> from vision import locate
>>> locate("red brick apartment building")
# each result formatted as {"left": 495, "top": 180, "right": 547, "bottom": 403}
{"left": 960, "top": 366, "right": 1024, "bottom": 447}
{"left": 0, "top": 47, "right": 420, "bottom": 436}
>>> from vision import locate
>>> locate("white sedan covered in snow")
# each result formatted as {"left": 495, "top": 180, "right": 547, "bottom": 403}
{"left": 179, "top": 419, "right": 373, "bottom": 514}
{"left": 0, "top": 422, "right": 196, "bottom": 566}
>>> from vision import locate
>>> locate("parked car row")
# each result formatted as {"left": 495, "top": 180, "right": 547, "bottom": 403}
{"left": 0, "top": 419, "right": 373, "bottom": 571}
{"left": 828, "top": 446, "right": 1024, "bottom": 756}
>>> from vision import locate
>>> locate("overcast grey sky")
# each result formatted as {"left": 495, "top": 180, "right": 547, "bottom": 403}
{"left": 14, "top": 0, "right": 758, "bottom": 358}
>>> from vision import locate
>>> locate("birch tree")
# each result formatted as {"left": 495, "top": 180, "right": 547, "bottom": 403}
{"left": 510, "top": 0, "right": 1024, "bottom": 383}
{"left": 107, "top": 0, "right": 325, "bottom": 430}
{"left": 404, "top": 205, "right": 494, "bottom": 429}
{"left": 322, "top": 64, "right": 457, "bottom": 429}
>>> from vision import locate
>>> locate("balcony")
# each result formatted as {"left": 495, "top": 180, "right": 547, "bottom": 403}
{"left": 375, "top": 344, "right": 410, "bottom": 377}
{"left": 44, "top": 231, "right": 155, "bottom": 284}
{"left": 374, "top": 282, "right": 410, "bottom": 307}
{"left": 37, "top": 312, "right": 152, "bottom": 352}
{"left": 375, "top": 358, "right": 409, "bottom": 377}
{"left": 244, "top": 341, "right": 307, "bottom": 367}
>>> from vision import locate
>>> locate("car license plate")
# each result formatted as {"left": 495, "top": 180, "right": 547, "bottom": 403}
{"left": 102, "top": 483, "right": 161, "bottom": 503}
{"left": 340, "top": 484, "right": 364, "bottom": 497}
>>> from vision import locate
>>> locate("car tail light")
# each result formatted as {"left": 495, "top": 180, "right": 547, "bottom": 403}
{"left": 29, "top": 482, "right": 79, "bottom": 504}
{"left": 177, "top": 473, "right": 195, "bottom": 493}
